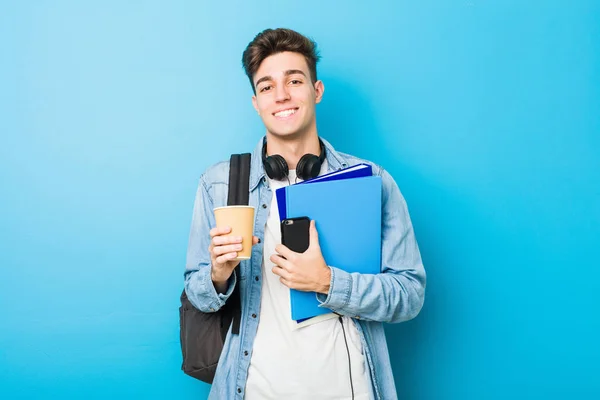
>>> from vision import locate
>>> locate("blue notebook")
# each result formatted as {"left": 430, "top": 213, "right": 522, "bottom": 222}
{"left": 276, "top": 175, "right": 382, "bottom": 321}
{"left": 276, "top": 163, "right": 373, "bottom": 221}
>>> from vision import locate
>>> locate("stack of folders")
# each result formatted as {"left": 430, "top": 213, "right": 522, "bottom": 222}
{"left": 275, "top": 163, "right": 383, "bottom": 324}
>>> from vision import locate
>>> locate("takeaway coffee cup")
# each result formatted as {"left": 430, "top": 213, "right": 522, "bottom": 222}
{"left": 213, "top": 206, "right": 255, "bottom": 260}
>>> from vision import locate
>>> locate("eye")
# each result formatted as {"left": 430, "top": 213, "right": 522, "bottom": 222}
{"left": 260, "top": 85, "right": 272, "bottom": 92}
{"left": 289, "top": 80, "right": 302, "bottom": 85}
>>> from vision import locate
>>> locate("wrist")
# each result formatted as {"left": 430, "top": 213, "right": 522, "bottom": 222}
{"left": 212, "top": 278, "right": 228, "bottom": 294}
{"left": 211, "top": 270, "right": 230, "bottom": 294}
{"left": 317, "top": 265, "right": 331, "bottom": 294}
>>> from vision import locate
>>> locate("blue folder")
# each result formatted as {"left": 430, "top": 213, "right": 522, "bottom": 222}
{"left": 276, "top": 163, "right": 373, "bottom": 221}
{"left": 275, "top": 172, "right": 382, "bottom": 321}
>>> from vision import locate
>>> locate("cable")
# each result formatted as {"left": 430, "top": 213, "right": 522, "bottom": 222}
{"left": 338, "top": 315, "right": 354, "bottom": 400}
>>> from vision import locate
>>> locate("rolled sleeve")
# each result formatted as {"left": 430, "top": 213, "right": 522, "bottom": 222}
{"left": 316, "top": 266, "right": 352, "bottom": 312}
{"left": 186, "top": 264, "right": 237, "bottom": 312}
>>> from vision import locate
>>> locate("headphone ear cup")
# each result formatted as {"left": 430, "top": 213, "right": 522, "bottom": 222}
{"left": 264, "top": 154, "right": 289, "bottom": 181}
{"left": 297, "top": 154, "right": 322, "bottom": 181}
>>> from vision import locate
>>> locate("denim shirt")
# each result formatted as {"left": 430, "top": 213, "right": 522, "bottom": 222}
{"left": 184, "top": 136, "right": 426, "bottom": 400}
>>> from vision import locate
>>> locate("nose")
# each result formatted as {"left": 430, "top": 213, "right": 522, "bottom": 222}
{"left": 274, "top": 84, "right": 290, "bottom": 102}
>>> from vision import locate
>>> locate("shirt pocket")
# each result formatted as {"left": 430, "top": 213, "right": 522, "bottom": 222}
{"left": 210, "top": 182, "right": 229, "bottom": 209}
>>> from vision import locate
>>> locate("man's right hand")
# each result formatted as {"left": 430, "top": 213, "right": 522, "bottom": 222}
{"left": 209, "top": 226, "right": 259, "bottom": 293}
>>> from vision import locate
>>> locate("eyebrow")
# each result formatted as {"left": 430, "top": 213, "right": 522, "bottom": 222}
{"left": 254, "top": 69, "right": 308, "bottom": 88}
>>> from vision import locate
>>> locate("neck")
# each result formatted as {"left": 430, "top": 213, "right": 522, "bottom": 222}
{"left": 265, "top": 132, "right": 320, "bottom": 170}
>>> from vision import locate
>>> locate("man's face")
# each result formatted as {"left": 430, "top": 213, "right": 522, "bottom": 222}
{"left": 252, "top": 51, "right": 324, "bottom": 140}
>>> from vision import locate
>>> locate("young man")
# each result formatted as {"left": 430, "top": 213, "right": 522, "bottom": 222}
{"left": 184, "top": 28, "right": 426, "bottom": 400}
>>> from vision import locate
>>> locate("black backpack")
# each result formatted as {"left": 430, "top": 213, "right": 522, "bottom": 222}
{"left": 179, "top": 153, "right": 251, "bottom": 383}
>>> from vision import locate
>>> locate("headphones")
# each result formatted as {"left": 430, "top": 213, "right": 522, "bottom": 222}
{"left": 262, "top": 137, "right": 326, "bottom": 181}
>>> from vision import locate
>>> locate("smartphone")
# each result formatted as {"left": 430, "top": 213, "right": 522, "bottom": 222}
{"left": 281, "top": 217, "right": 310, "bottom": 253}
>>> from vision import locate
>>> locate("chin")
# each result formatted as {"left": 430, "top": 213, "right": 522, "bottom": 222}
{"left": 267, "top": 123, "right": 313, "bottom": 139}
{"left": 267, "top": 126, "right": 301, "bottom": 138}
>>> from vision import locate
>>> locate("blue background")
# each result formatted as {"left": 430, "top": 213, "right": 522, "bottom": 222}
{"left": 1, "top": 1, "right": 599, "bottom": 399}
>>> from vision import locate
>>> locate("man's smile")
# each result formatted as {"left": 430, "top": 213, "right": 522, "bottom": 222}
{"left": 273, "top": 107, "right": 299, "bottom": 119}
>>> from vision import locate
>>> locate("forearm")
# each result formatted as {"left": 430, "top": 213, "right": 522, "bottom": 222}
{"left": 317, "top": 265, "right": 425, "bottom": 323}
{"left": 184, "top": 175, "right": 238, "bottom": 312}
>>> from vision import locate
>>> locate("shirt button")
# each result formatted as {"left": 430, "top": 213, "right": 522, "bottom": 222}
{"left": 257, "top": 237, "right": 261, "bottom": 243}
{"left": 252, "top": 313, "right": 257, "bottom": 318}
{"left": 255, "top": 276, "right": 259, "bottom": 281}
{"left": 262, "top": 203, "right": 267, "bottom": 209}
{"left": 244, "top": 350, "right": 248, "bottom": 356}
{"left": 237, "top": 388, "right": 242, "bottom": 393}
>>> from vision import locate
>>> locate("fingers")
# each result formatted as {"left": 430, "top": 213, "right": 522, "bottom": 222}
{"left": 275, "top": 244, "right": 294, "bottom": 260}
{"left": 271, "top": 264, "right": 291, "bottom": 280}
{"left": 271, "top": 260, "right": 294, "bottom": 289}
{"left": 270, "top": 253, "right": 292, "bottom": 271}
{"left": 279, "top": 278, "right": 292, "bottom": 288}
{"left": 215, "top": 251, "right": 239, "bottom": 265}
{"left": 208, "top": 227, "right": 241, "bottom": 266}
{"left": 210, "top": 226, "right": 232, "bottom": 238}
{"left": 212, "top": 234, "right": 243, "bottom": 247}
{"left": 209, "top": 228, "right": 261, "bottom": 269}
{"left": 212, "top": 243, "right": 243, "bottom": 257}
{"left": 273, "top": 271, "right": 300, "bottom": 290}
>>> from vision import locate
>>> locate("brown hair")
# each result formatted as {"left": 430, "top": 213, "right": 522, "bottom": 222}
{"left": 242, "top": 28, "right": 321, "bottom": 94}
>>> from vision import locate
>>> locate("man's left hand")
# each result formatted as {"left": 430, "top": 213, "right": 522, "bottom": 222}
{"left": 270, "top": 220, "right": 331, "bottom": 294}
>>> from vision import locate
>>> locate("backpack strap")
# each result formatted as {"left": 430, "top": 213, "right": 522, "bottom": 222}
{"left": 224, "top": 153, "right": 251, "bottom": 335}
{"left": 228, "top": 153, "right": 251, "bottom": 206}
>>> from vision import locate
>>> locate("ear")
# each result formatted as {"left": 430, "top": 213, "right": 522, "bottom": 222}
{"left": 252, "top": 95, "right": 259, "bottom": 114}
{"left": 314, "top": 80, "right": 325, "bottom": 104}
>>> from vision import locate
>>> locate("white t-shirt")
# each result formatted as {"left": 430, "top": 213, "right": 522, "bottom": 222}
{"left": 244, "top": 167, "right": 371, "bottom": 400}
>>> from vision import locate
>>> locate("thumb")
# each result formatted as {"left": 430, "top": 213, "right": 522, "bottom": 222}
{"left": 309, "top": 220, "right": 320, "bottom": 248}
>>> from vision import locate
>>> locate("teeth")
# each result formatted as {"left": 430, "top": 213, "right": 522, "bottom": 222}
{"left": 274, "top": 108, "right": 297, "bottom": 117}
